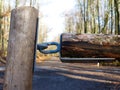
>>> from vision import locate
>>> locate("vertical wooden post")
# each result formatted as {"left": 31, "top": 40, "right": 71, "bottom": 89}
{"left": 3, "top": 6, "right": 38, "bottom": 90}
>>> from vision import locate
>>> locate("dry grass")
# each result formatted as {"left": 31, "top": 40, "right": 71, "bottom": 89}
{"left": 100, "top": 60, "right": 120, "bottom": 66}
{"left": 36, "top": 51, "right": 51, "bottom": 63}
{"left": 36, "top": 55, "right": 51, "bottom": 63}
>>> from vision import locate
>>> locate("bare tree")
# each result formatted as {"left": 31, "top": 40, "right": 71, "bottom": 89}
{"left": 15, "top": 0, "right": 19, "bottom": 8}
{"left": 114, "top": 0, "right": 120, "bottom": 34}
{"left": 97, "top": 0, "right": 100, "bottom": 33}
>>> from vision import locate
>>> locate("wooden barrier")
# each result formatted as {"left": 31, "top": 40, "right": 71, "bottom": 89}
{"left": 3, "top": 6, "right": 38, "bottom": 90}
{"left": 61, "top": 33, "right": 120, "bottom": 60}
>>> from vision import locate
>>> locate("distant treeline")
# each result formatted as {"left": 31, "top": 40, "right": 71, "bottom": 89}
{"left": 0, "top": 0, "right": 58, "bottom": 58}
{"left": 65, "top": 0, "right": 120, "bottom": 35}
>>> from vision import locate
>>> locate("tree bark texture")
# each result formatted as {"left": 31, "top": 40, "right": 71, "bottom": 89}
{"left": 3, "top": 6, "right": 38, "bottom": 90}
{"left": 61, "top": 33, "right": 120, "bottom": 59}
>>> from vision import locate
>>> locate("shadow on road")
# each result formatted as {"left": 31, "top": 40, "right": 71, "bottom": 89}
{"left": 0, "top": 57, "right": 119, "bottom": 90}
{"left": 33, "top": 57, "right": 120, "bottom": 90}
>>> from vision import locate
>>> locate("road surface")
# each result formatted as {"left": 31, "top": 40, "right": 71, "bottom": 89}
{"left": 33, "top": 57, "right": 120, "bottom": 90}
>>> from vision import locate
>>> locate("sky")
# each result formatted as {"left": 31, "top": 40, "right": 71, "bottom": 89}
{"left": 8, "top": 0, "right": 75, "bottom": 41}
{"left": 39, "top": 0, "right": 75, "bottom": 41}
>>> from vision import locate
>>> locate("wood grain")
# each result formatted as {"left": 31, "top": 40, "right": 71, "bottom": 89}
{"left": 61, "top": 33, "right": 120, "bottom": 59}
{"left": 3, "top": 6, "right": 38, "bottom": 90}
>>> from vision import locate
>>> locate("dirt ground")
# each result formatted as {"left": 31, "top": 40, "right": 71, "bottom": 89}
{"left": 0, "top": 57, "right": 120, "bottom": 90}
{"left": 33, "top": 57, "right": 120, "bottom": 90}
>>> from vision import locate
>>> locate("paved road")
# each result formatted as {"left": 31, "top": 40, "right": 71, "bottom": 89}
{"left": 33, "top": 57, "right": 120, "bottom": 90}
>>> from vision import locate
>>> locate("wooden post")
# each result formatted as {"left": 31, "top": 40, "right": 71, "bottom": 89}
{"left": 3, "top": 6, "right": 38, "bottom": 90}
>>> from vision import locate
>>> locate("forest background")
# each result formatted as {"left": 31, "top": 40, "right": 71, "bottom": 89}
{"left": 0, "top": 0, "right": 120, "bottom": 64}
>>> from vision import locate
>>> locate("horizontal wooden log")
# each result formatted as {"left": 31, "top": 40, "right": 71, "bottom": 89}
{"left": 61, "top": 33, "right": 120, "bottom": 60}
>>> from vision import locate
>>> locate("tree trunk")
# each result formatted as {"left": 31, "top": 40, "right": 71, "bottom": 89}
{"left": 15, "top": 0, "right": 19, "bottom": 8}
{"left": 97, "top": 0, "right": 100, "bottom": 33}
{"left": 61, "top": 33, "right": 120, "bottom": 60}
{"left": 110, "top": 0, "right": 113, "bottom": 34}
{"left": 3, "top": 6, "right": 38, "bottom": 90}
{"left": 114, "top": 0, "right": 120, "bottom": 35}
{"left": 84, "top": 0, "right": 87, "bottom": 33}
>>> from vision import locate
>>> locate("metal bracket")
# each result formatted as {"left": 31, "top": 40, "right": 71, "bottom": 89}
{"left": 37, "top": 42, "right": 60, "bottom": 54}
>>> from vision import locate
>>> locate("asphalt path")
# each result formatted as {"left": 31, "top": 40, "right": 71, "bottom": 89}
{"left": 33, "top": 57, "right": 120, "bottom": 90}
